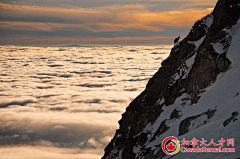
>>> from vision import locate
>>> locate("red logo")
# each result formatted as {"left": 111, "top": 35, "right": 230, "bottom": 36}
{"left": 166, "top": 142, "right": 176, "bottom": 151}
{"left": 162, "top": 136, "right": 180, "bottom": 155}
{"left": 163, "top": 137, "right": 235, "bottom": 154}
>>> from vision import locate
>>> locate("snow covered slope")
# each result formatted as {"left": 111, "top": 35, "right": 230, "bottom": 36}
{"left": 102, "top": 0, "right": 240, "bottom": 158}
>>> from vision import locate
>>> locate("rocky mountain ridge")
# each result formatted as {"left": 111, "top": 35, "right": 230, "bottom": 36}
{"left": 102, "top": 0, "right": 240, "bottom": 158}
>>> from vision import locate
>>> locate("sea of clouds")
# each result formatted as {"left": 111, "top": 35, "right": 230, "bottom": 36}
{"left": 0, "top": 45, "right": 171, "bottom": 158}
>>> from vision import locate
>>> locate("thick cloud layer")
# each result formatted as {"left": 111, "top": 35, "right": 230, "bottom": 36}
{"left": 0, "top": 45, "right": 170, "bottom": 158}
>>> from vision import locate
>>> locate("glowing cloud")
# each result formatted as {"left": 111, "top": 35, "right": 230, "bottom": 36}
{"left": 0, "top": 1, "right": 216, "bottom": 45}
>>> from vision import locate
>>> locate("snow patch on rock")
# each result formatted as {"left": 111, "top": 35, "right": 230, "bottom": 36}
{"left": 188, "top": 35, "right": 206, "bottom": 50}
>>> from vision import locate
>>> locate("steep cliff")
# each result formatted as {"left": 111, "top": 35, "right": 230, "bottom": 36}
{"left": 103, "top": 0, "right": 240, "bottom": 158}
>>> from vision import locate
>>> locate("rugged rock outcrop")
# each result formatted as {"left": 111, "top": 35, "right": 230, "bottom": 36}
{"left": 102, "top": 0, "right": 240, "bottom": 158}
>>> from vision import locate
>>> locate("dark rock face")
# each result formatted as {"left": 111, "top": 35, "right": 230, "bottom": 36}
{"left": 205, "top": 0, "right": 240, "bottom": 45}
{"left": 102, "top": 0, "right": 240, "bottom": 158}
{"left": 223, "top": 111, "right": 239, "bottom": 127}
{"left": 179, "top": 109, "right": 216, "bottom": 136}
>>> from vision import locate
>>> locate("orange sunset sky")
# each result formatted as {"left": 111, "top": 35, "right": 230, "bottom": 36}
{"left": 0, "top": 0, "right": 218, "bottom": 46}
